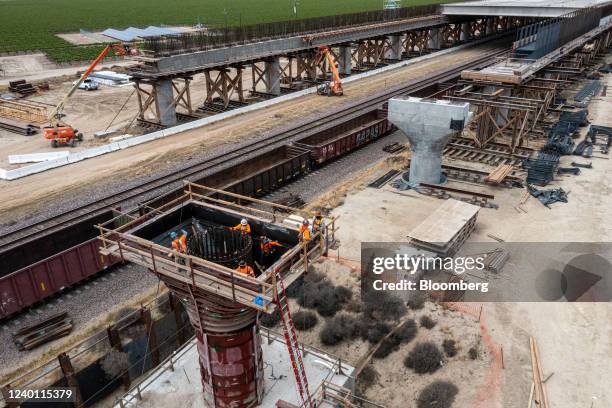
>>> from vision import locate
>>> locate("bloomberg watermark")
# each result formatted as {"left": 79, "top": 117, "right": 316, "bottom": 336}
{"left": 361, "top": 242, "right": 612, "bottom": 302}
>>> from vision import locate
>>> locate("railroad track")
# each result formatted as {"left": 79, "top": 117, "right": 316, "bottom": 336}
{"left": 444, "top": 137, "right": 534, "bottom": 166}
{"left": 0, "top": 46, "right": 508, "bottom": 255}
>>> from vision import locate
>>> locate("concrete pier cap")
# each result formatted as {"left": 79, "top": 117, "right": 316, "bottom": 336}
{"left": 388, "top": 96, "right": 471, "bottom": 185}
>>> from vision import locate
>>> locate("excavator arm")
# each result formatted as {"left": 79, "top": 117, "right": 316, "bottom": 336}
{"left": 316, "top": 46, "right": 343, "bottom": 96}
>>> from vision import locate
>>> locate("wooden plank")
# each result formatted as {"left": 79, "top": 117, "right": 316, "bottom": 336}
{"left": 407, "top": 199, "right": 480, "bottom": 245}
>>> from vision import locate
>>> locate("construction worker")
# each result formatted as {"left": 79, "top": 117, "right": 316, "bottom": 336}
{"left": 167, "top": 230, "right": 188, "bottom": 258}
{"left": 259, "top": 236, "right": 283, "bottom": 266}
{"left": 299, "top": 219, "right": 312, "bottom": 242}
{"left": 236, "top": 260, "right": 255, "bottom": 278}
{"left": 311, "top": 210, "right": 324, "bottom": 234}
{"left": 231, "top": 218, "right": 251, "bottom": 235}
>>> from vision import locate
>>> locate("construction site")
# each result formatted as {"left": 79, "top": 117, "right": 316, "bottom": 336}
{"left": 1, "top": 0, "right": 611, "bottom": 407}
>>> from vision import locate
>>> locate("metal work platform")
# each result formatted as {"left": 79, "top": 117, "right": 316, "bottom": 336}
{"left": 442, "top": 0, "right": 611, "bottom": 18}
{"left": 97, "top": 182, "right": 335, "bottom": 314}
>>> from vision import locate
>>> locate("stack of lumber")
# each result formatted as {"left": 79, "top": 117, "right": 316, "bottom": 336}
{"left": 485, "top": 164, "right": 514, "bottom": 184}
{"left": 407, "top": 199, "right": 480, "bottom": 256}
{"left": 528, "top": 336, "right": 551, "bottom": 408}
{"left": 13, "top": 311, "right": 73, "bottom": 351}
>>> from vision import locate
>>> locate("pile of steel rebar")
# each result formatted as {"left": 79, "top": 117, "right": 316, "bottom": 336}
{"left": 527, "top": 185, "right": 569, "bottom": 208}
{"left": 483, "top": 248, "right": 510, "bottom": 273}
{"left": 522, "top": 152, "right": 560, "bottom": 186}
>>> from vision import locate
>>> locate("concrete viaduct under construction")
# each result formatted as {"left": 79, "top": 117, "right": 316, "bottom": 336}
{"left": 129, "top": 5, "right": 537, "bottom": 126}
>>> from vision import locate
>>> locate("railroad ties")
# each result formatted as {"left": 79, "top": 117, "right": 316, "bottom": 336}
{"left": 443, "top": 137, "right": 533, "bottom": 166}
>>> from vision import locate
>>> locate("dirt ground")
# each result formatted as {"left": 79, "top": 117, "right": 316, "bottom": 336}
{"left": 297, "top": 73, "right": 612, "bottom": 407}
{"left": 0, "top": 44, "right": 499, "bottom": 223}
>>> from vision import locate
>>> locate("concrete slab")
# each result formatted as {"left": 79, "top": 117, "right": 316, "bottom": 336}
{"left": 441, "top": 0, "right": 610, "bottom": 17}
{"left": 114, "top": 330, "right": 354, "bottom": 408}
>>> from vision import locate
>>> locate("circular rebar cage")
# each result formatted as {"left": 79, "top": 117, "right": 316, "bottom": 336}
{"left": 187, "top": 220, "right": 252, "bottom": 268}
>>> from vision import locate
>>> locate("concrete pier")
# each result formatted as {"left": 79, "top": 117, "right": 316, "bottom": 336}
{"left": 156, "top": 79, "right": 177, "bottom": 126}
{"left": 388, "top": 97, "right": 470, "bottom": 185}
{"left": 265, "top": 57, "right": 281, "bottom": 95}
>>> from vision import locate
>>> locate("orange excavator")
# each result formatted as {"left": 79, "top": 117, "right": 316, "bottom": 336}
{"left": 43, "top": 44, "right": 127, "bottom": 147}
{"left": 315, "top": 46, "right": 343, "bottom": 97}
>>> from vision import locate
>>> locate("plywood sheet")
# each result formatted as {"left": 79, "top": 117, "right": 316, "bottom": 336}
{"left": 407, "top": 199, "right": 480, "bottom": 244}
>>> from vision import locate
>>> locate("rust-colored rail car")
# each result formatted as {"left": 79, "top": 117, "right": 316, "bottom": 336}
{"left": 293, "top": 109, "right": 395, "bottom": 165}
{"left": 0, "top": 238, "right": 119, "bottom": 319}
{"left": 144, "top": 144, "right": 311, "bottom": 211}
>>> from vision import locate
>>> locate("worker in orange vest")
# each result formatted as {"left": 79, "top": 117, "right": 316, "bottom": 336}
{"left": 299, "top": 219, "right": 312, "bottom": 242}
{"left": 259, "top": 236, "right": 283, "bottom": 266}
{"left": 236, "top": 260, "right": 255, "bottom": 277}
{"left": 168, "top": 230, "right": 187, "bottom": 258}
{"left": 231, "top": 218, "right": 251, "bottom": 235}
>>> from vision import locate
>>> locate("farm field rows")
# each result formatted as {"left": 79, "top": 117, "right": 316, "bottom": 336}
{"left": 0, "top": 0, "right": 442, "bottom": 62}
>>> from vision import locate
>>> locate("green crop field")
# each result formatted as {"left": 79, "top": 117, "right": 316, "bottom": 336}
{"left": 0, "top": 0, "right": 445, "bottom": 62}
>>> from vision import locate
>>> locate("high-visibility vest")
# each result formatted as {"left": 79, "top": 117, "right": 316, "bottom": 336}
{"left": 312, "top": 217, "right": 323, "bottom": 232}
{"left": 301, "top": 228, "right": 311, "bottom": 242}
{"left": 237, "top": 265, "right": 255, "bottom": 277}
{"left": 172, "top": 235, "right": 187, "bottom": 253}
{"left": 233, "top": 223, "right": 251, "bottom": 234}
{"left": 260, "top": 240, "right": 281, "bottom": 254}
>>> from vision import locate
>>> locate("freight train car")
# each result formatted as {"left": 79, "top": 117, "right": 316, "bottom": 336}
{"left": 293, "top": 109, "right": 394, "bottom": 165}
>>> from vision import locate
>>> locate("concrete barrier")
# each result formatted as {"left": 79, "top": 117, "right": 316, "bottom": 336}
{"left": 8, "top": 151, "right": 70, "bottom": 164}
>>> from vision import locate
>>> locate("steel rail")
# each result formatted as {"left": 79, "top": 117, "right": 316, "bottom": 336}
{"left": 0, "top": 46, "right": 508, "bottom": 255}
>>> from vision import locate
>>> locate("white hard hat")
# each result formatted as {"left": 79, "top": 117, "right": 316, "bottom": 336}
{"left": 241, "top": 219, "right": 247, "bottom": 225}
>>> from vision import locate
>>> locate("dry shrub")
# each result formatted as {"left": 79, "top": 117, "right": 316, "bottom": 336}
{"left": 468, "top": 346, "right": 478, "bottom": 360}
{"left": 443, "top": 339, "right": 457, "bottom": 357}
{"left": 404, "top": 342, "right": 443, "bottom": 374}
{"left": 293, "top": 311, "right": 318, "bottom": 331}
{"left": 417, "top": 381, "right": 459, "bottom": 408}
{"left": 101, "top": 349, "right": 129, "bottom": 379}
{"left": 320, "top": 314, "right": 361, "bottom": 346}
{"left": 372, "top": 319, "right": 417, "bottom": 359}
{"left": 260, "top": 309, "right": 281, "bottom": 328}
{"left": 407, "top": 292, "right": 426, "bottom": 310}
{"left": 334, "top": 285, "right": 353, "bottom": 303}
{"left": 420, "top": 315, "right": 436, "bottom": 329}
{"left": 363, "top": 291, "right": 406, "bottom": 321}
{"left": 365, "top": 322, "right": 391, "bottom": 343}
{"left": 357, "top": 364, "right": 379, "bottom": 393}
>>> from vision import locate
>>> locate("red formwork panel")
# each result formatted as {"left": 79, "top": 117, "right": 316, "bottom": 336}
{"left": 0, "top": 238, "right": 118, "bottom": 319}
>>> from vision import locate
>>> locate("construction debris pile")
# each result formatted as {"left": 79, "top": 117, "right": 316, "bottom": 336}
{"left": 573, "top": 80, "right": 602, "bottom": 105}
{"left": 527, "top": 185, "right": 569, "bottom": 208}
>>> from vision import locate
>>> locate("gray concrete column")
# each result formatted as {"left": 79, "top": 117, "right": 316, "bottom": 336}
{"left": 385, "top": 34, "right": 403, "bottom": 60}
{"left": 337, "top": 45, "right": 352, "bottom": 76}
{"left": 388, "top": 97, "right": 470, "bottom": 185}
{"left": 427, "top": 28, "right": 441, "bottom": 50}
{"left": 460, "top": 22, "right": 470, "bottom": 41}
{"left": 265, "top": 57, "right": 281, "bottom": 96}
{"left": 156, "top": 79, "right": 177, "bottom": 126}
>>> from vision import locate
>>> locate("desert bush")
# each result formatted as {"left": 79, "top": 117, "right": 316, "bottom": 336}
{"left": 468, "top": 346, "right": 478, "bottom": 360}
{"left": 365, "top": 322, "right": 391, "bottom": 343}
{"left": 416, "top": 381, "right": 459, "bottom": 408}
{"left": 407, "top": 292, "right": 426, "bottom": 310}
{"left": 395, "top": 319, "right": 418, "bottom": 343}
{"left": 334, "top": 285, "right": 353, "bottom": 303}
{"left": 319, "top": 313, "right": 361, "bottom": 346}
{"left": 260, "top": 309, "right": 281, "bottom": 328}
{"left": 357, "top": 364, "right": 379, "bottom": 391}
{"left": 404, "top": 342, "right": 443, "bottom": 374}
{"left": 443, "top": 339, "right": 457, "bottom": 357}
{"left": 363, "top": 291, "right": 406, "bottom": 321}
{"left": 420, "top": 315, "right": 436, "bottom": 329}
{"left": 293, "top": 311, "right": 318, "bottom": 331}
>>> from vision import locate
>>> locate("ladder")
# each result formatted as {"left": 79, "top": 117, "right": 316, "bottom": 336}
{"left": 274, "top": 269, "right": 313, "bottom": 408}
